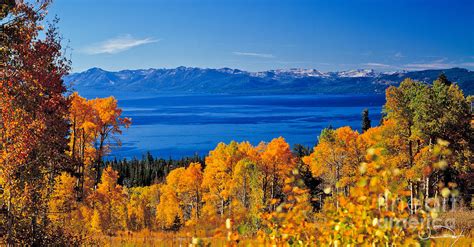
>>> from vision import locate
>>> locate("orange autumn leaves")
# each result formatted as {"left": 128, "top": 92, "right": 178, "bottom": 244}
{"left": 155, "top": 137, "right": 297, "bottom": 230}
{"left": 68, "top": 92, "right": 131, "bottom": 197}
{"left": 258, "top": 77, "right": 472, "bottom": 245}
{"left": 69, "top": 92, "right": 131, "bottom": 165}
{"left": 303, "top": 126, "right": 364, "bottom": 193}
{"left": 48, "top": 136, "right": 300, "bottom": 239}
{"left": 201, "top": 137, "right": 296, "bottom": 222}
{"left": 89, "top": 167, "right": 128, "bottom": 235}
{"left": 46, "top": 93, "right": 132, "bottom": 241}
{"left": 258, "top": 129, "right": 453, "bottom": 246}
{"left": 156, "top": 162, "right": 203, "bottom": 229}
{"left": 0, "top": 2, "right": 72, "bottom": 243}
{"left": 316, "top": 148, "right": 425, "bottom": 246}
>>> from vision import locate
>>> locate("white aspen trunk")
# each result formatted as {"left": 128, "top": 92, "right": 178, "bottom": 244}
{"left": 221, "top": 199, "right": 224, "bottom": 216}
{"left": 442, "top": 197, "right": 446, "bottom": 212}
{"left": 414, "top": 184, "right": 417, "bottom": 214}
{"left": 410, "top": 182, "right": 414, "bottom": 214}
{"left": 425, "top": 177, "right": 429, "bottom": 209}
{"left": 452, "top": 196, "right": 456, "bottom": 211}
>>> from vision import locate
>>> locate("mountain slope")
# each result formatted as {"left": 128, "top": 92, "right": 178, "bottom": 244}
{"left": 64, "top": 67, "right": 474, "bottom": 98}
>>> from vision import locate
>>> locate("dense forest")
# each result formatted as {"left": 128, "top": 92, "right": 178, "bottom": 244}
{"left": 106, "top": 153, "right": 205, "bottom": 187}
{"left": 1, "top": 1, "right": 473, "bottom": 246}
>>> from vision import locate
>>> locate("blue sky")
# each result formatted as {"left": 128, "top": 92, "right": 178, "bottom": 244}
{"left": 48, "top": 0, "right": 474, "bottom": 72}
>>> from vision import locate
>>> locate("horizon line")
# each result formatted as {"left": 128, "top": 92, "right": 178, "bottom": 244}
{"left": 71, "top": 66, "right": 472, "bottom": 74}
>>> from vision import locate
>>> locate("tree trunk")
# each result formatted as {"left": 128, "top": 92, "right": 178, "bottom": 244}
{"left": 410, "top": 182, "right": 414, "bottom": 214}
{"left": 71, "top": 116, "right": 76, "bottom": 158}
{"left": 425, "top": 176, "right": 429, "bottom": 207}
{"left": 452, "top": 196, "right": 456, "bottom": 211}
{"left": 7, "top": 193, "right": 13, "bottom": 246}
{"left": 96, "top": 133, "right": 105, "bottom": 187}
{"left": 442, "top": 196, "right": 447, "bottom": 212}
{"left": 220, "top": 199, "right": 224, "bottom": 216}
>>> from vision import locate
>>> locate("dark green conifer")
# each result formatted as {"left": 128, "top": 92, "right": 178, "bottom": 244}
{"left": 362, "top": 108, "right": 371, "bottom": 132}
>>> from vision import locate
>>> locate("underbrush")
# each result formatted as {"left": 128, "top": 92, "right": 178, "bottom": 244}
{"left": 87, "top": 210, "right": 474, "bottom": 247}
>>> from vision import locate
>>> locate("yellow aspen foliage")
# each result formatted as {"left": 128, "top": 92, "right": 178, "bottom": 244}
{"left": 202, "top": 142, "right": 241, "bottom": 218}
{"left": 49, "top": 172, "right": 77, "bottom": 223}
{"left": 316, "top": 147, "right": 428, "bottom": 246}
{"left": 156, "top": 185, "right": 182, "bottom": 229}
{"left": 259, "top": 169, "right": 316, "bottom": 246}
{"left": 127, "top": 187, "right": 148, "bottom": 231}
{"left": 303, "top": 127, "right": 362, "bottom": 193}
{"left": 181, "top": 162, "right": 204, "bottom": 222}
{"left": 155, "top": 163, "right": 204, "bottom": 230}
{"left": 68, "top": 92, "right": 98, "bottom": 165}
{"left": 126, "top": 184, "right": 160, "bottom": 231}
{"left": 90, "top": 209, "right": 102, "bottom": 234}
{"left": 87, "top": 166, "right": 127, "bottom": 236}
{"left": 68, "top": 93, "right": 131, "bottom": 198}
{"left": 259, "top": 137, "right": 296, "bottom": 206}
{"left": 231, "top": 159, "right": 263, "bottom": 220}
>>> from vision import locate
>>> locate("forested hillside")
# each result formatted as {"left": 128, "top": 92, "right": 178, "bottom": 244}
{"left": 65, "top": 67, "right": 474, "bottom": 98}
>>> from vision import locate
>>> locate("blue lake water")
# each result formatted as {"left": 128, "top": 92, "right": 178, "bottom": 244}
{"left": 107, "top": 94, "right": 386, "bottom": 159}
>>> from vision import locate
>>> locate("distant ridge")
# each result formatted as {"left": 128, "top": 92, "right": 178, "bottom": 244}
{"left": 64, "top": 67, "right": 474, "bottom": 98}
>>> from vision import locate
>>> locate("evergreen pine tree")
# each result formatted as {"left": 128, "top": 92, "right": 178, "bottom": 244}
{"left": 170, "top": 215, "right": 181, "bottom": 232}
{"left": 437, "top": 73, "right": 452, "bottom": 86}
{"left": 362, "top": 108, "right": 371, "bottom": 132}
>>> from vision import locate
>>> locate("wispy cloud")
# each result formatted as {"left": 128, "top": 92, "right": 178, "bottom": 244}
{"left": 394, "top": 52, "right": 404, "bottom": 59}
{"left": 402, "top": 57, "right": 474, "bottom": 70}
{"left": 362, "top": 62, "right": 393, "bottom": 68}
{"left": 403, "top": 62, "right": 453, "bottom": 70}
{"left": 83, "top": 34, "right": 159, "bottom": 55}
{"left": 232, "top": 52, "right": 275, "bottom": 58}
{"left": 424, "top": 56, "right": 447, "bottom": 60}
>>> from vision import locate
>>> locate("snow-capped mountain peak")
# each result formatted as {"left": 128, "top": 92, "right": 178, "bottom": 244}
{"left": 64, "top": 67, "right": 473, "bottom": 97}
{"left": 250, "top": 68, "right": 327, "bottom": 79}
{"left": 337, "top": 69, "right": 377, "bottom": 78}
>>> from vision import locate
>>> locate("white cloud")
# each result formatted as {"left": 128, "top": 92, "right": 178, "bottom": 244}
{"left": 403, "top": 62, "right": 453, "bottom": 70}
{"left": 232, "top": 52, "right": 275, "bottom": 58}
{"left": 394, "top": 52, "right": 404, "bottom": 58}
{"left": 363, "top": 62, "right": 392, "bottom": 68}
{"left": 83, "top": 34, "right": 159, "bottom": 55}
{"left": 403, "top": 58, "right": 474, "bottom": 70}
{"left": 460, "top": 62, "right": 474, "bottom": 67}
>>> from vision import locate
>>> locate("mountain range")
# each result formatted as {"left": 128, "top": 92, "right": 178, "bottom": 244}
{"left": 64, "top": 67, "right": 474, "bottom": 98}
